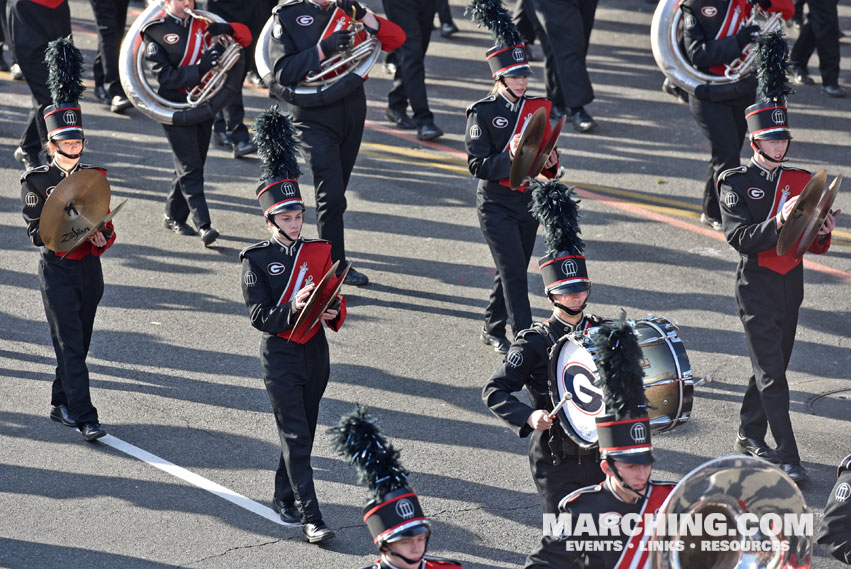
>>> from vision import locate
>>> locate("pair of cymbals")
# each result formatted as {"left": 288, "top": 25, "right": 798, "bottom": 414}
{"left": 39, "top": 169, "right": 127, "bottom": 256}
{"left": 508, "top": 107, "right": 566, "bottom": 189}
{"left": 776, "top": 169, "right": 841, "bottom": 261}
{"left": 289, "top": 261, "right": 350, "bottom": 339}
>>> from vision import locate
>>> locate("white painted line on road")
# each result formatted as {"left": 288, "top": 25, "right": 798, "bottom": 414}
{"left": 99, "top": 434, "right": 284, "bottom": 526}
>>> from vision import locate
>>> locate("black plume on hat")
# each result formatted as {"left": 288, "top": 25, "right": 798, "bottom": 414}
{"left": 466, "top": 0, "right": 523, "bottom": 47}
{"left": 330, "top": 405, "right": 410, "bottom": 501}
{"left": 529, "top": 175, "right": 584, "bottom": 257}
{"left": 252, "top": 104, "right": 301, "bottom": 183}
{"left": 45, "top": 36, "right": 85, "bottom": 106}
{"left": 755, "top": 30, "right": 791, "bottom": 103}
{"left": 593, "top": 310, "right": 647, "bottom": 420}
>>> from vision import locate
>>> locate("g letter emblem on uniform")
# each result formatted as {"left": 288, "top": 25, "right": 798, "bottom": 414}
{"left": 296, "top": 15, "right": 314, "bottom": 26}
{"left": 267, "top": 262, "right": 285, "bottom": 276}
{"left": 724, "top": 192, "right": 739, "bottom": 208}
{"left": 836, "top": 483, "right": 850, "bottom": 503}
{"left": 512, "top": 47, "right": 525, "bottom": 62}
{"left": 63, "top": 111, "right": 77, "bottom": 125}
{"left": 561, "top": 259, "right": 578, "bottom": 277}
{"left": 630, "top": 422, "right": 647, "bottom": 443}
{"left": 492, "top": 116, "right": 509, "bottom": 128}
{"left": 164, "top": 33, "right": 180, "bottom": 45}
{"left": 506, "top": 349, "right": 523, "bottom": 368}
{"left": 469, "top": 125, "right": 481, "bottom": 139}
{"left": 395, "top": 499, "right": 415, "bottom": 520}
{"left": 25, "top": 192, "right": 39, "bottom": 207}
{"left": 772, "top": 109, "right": 785, "bottom": 125}
{"left": 747, "top": 187, "right": 765, "bottom": 200}
{"left": 244, "top": 271, "right": 257, "bottom": 286}
{"left": 701, "top": 6, "right": 717, "bottom": 16}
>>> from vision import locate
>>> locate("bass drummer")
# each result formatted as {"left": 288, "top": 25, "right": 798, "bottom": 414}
{"left": 141, "top": 0, "right": 252, "bottom": 247}
{"left": 482, "top": 179, "right": 603, "bottom": 515}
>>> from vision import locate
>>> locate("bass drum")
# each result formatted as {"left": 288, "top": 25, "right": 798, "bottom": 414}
{"left": 548, "top": 316, "right": 694, "bottom": 448}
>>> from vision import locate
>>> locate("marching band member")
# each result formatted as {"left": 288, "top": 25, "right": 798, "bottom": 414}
{"left": 483, "top": 179, "right": 603, "bottom": 515}
{"left": 818, "top": 453, "right": 851, "bottom": 564}
{"left": 267, "top": 0, "right": 405, "bottom": 286}
{"left": 20, "top": 38, "right": 116, "bottom": 442}
{"left": 240, "top": 106, "right": 346, "bottom": 544}
{"left": 331, "top": 406, "right": 463, "bottom": 569}
{"left": 465, "top": 0, "right": 558, "bottom": 354}
{"left": 524, "top": 315, "right": 675, "bottom": 569}
{"left": 680, "top": 0, "right": 793, "bottom": 231}
{"left": 141, "top": 0, "right": 252, "bottom": 246}
{"left": 718, "top": 32, "right": 839, "bottom": 483}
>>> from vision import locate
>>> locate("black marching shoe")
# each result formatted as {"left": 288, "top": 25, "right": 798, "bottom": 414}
{"left": 233, "top": 140, "right": 257, "bottom": 159}
{"left": 480, "top": 328, "right": 510, "bottom": 355}
{"left": 110, "top": 95, "right": 132, "bottom": 114}
{"left": 417, "top": 122, "right": 443, "bottom": 141}
{"left": 384, "top": 107, "right": 416, "bottom": 129}
{"left": 439, "top": 22, "right": 459, "bottom": 37}
{"left": 791, "top": 67, "right": 815, "bottom": 86}
{"left": 213, "top": 131, "right": 233, "bottom": 147}
{"left": 94, "top": 85, "right": 109, "bottom": 103}
{"left": 570, "top": 108, "right": 597, "bottom": 133}
{"left": 344, "top": 267, "right": 369, "bottom": 286}
{"left": 50, "top": 404, "right": 76, "bottom": 427}
{"left": 163, "top": 215, "right": 196, "bottom": 236}
{"left": 781, "top": 462, "right": 809, "bottom": 484}
{"left": 302, "top": 521, "right": 335, "bottom": 544}
{"left": 700, "top": 213, "right": 723, "bottom": 231}
{"left": 79, "top": 422, "right": 106, "bottom": 442}
{"left": 14, "top": 147, "right": 41, "bottom": 170}
{"left": 550, "top": 106, "right": 567, "bottom": 121}
{"left": 199, "top": 226, "right": 219, "bottom": 247}
{"left": 10, "top": 62, "right": 24, "bottom": 81}
{"left": 822, "top": 84, "right": 847, "bottom": 98}
{"left": 271, "top": 498, "right": 300, "bottom": 526}
{"left": 733, "top": 433, "right": 781, "bottom": 464}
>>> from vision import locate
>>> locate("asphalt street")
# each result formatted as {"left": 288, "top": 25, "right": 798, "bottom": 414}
{"left": 0, "top": 0, "right": 849, "bottom": 568}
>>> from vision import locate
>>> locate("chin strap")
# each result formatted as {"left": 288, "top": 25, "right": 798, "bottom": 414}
{"left": 498, "top": 76, "right": 520, "bottom": 100}
{"left": 606, "top": 458, "right": 649, "bottom": 504}
{"left": 386, "top": 534, "right": 430, "bottom": 567}
{"left": 54, "top": 148, "right": 83, "bottom": 160}
{"left": 751, "top": 139, "right": 790, "bottom": 164}
{"left": 267, "top": 215, "right": 300, "bottom": 243}
{"left": 547, "top": 291, "right": 590, "bottom": 317}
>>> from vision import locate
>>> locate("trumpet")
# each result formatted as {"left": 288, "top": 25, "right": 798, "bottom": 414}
{"left": 184, "top": 7, "right": 243, "bottom": 106}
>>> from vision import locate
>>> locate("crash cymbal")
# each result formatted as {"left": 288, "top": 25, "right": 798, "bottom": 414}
{"left": 508, "top": 107, "right": 547, "bottom": 190}
{"left": 289, "top": 260, "right": 339, "bottom": 341}
{"left": 794, "top": 174, "right": 841, "bottom": 261}
{"left": 39, "top": 169, "right": 111, "bottom": 253}
{"left": 776, "top": 168, "right": 826, "bottom": 256}
{"left": 61, "top": 198, "right": 128, "bottom": 259}
{"left": 301, "top": 262, "right": 350, "bottom": 333}
{"left": 527, "top": 114, "right": 566, "bottom": 181}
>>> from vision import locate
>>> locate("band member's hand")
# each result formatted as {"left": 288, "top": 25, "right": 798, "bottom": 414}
{"left": 319, "top": 30, "right": 352, "bottom": 58}
{"left": 736, "top": 25, "right": 760, "bottom": 48}
{"left": 336, "top": 0, "right": 367, "bottom": 20}
{"left": 818, "top": 209, "right": 841, "bottom": 236}
{"left": 291, "top": 283, "right": 315, "bottom": 313}
{"left": 205, "top": 23, "right": 234, "bottom": 37}
{"left": 508, "top": 133, "right": 522, "bottom": 160}
{"left": 777, "top": 195, "right": 798, "bottom": 228}
{"left": 89, "top": 231, "right": 107, "bottom": 248}
{"left": 544, "top": 148, "right": 558, "bottom": 169}
{"left": 526, "top": 409, "right": 554, "bottom": 431}
{"left": 320, "top": 308, "right": 339, "bottom": 321}
{"left": 748, "top": 0, "right": 771, "bottom": 8}
{"left": 199, "top": 48, "right": 220, "bottom": 74}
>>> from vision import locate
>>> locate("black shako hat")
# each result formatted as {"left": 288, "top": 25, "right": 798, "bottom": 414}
{"left": 43, "top": 37, "right": 85, "bottom": 141}
{"left": 592, "top": 312, "right": 653, "bottom": 465}
{"left": 745, "top": 31, "right": 792, "bottom": 141}
{"left": 330, "top": 406, "right": 431, "bottom": 546}
{"left": 529, "top": 176, "right": 591, "bottom": 295}
{"left": 251, "top": 104, "right": 304, "bottom": 217}
{"left": 468, "top": 0, "right": 531, "bottom": 78}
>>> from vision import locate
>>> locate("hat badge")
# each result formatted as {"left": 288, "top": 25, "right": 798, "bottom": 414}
{"left": 772, "top": 109, "right": 785, "bottom": 125}
{"left": 630, "top": 422, "right": 647, "bottom": 443}
{"left": 561, "top": 259, "right": 578, "bottom": 277}
{"left": 512, "top": 47, "right": 524, "bottom": 62}
{"left": 282, "top": 182, "right": 296, "bottom": 197}
{"left": 63, "top": 110, "right": 78, "bottom": 125}
{"left": 395, "top": 498, "right": 416, "bottom": 520}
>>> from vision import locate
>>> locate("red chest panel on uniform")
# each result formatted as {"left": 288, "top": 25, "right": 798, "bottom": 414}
{"left": 498, "top": 97, "right": 553, "bottom": 192}
{"left": 756, "top": 168, "right": 811, "bottom": 274}
{"left": 707, "top": 0, "right": 751, "bottom": 76}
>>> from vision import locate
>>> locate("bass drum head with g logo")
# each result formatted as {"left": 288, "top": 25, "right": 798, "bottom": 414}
{"left": 548, "top": 335, "right": 605, "bottom": 449}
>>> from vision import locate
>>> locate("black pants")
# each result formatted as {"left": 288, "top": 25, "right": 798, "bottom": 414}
{"left": 213, "top": 79, "right": 250, "bottom": 144}
{"left": 736, "top": 264, "right": 803, "bottom": 464}
{"left": 39, "top": 252, "right": 103, "bottom": 426}
{"left": 531, "top": 0, "right": 597, "bottom": 109}
{"left": 293, "top": 88, "right": 366, "bottom": 266}
{"left": 382, "top": 0, "right": 436, "bottom": 125}
{"left": 436, "top": 0, "right": 452, "bottom": 25}
{"left": 7, "top": 0, "right": 71, "bottom": 156}
{"left": 261, "top": 331, "right": 330, "bottom": 524}
{"left": 89, "top": 0, "right": 129, "bottom": 97}
{"left": 514, "top": 0, "right": 563, "bottom": 107}
{"left": 688, "top": 94, "right": 752, "bottom": 221}
{"left": 161, "top": 119, "right": 214, "bottom": 229}
{"left": 790, "top": 0, "right": 841, "bottom": 87}
{"left": 529, "top": 430, "right": 604, "bottom": 513}
{"left": 476, "top": 187, "right": 538, "bottom": 338}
